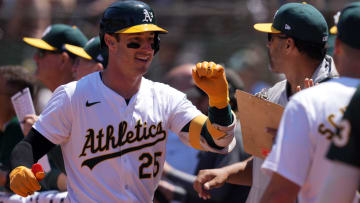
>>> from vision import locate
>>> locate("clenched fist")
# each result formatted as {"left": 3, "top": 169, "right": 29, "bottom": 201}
{"left": 192, "top": 61, "right": 229, "bottom": 109}
{"left": 9, "top": 166, "right": 42, "bottom": 197}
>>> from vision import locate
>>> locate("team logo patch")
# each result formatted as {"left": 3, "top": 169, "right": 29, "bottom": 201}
{"left": 80, "top": 120, "right": 167, "bottom": 169}
{"left": 86, "top": 100, "right": 101, "bottom": 107}
{"left": 285, "top": 24, "right": 291, "bottom": 30}
{"left": 142, "top": 9, "right": 154, "bottom": 22}
{"left": 96, "top": 55, "right": 104, "bottom": 62}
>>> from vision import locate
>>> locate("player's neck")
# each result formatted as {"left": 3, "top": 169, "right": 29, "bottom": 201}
{"left": 284, "top": 57, "right": 321, "bottom": 94}
{"left": 46, "top": 74, "right": 73, "bottom": 92}
{"left": 101, "top": 69, "right": 142, "bottom": 100}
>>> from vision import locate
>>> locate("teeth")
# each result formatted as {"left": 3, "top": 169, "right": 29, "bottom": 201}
{"left": 137, "top": 56, "right": 149, "bottom": 60}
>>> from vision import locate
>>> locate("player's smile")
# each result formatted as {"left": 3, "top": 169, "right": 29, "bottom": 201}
{"left": 135, "top": 53, "right": 151, "bottom": 63}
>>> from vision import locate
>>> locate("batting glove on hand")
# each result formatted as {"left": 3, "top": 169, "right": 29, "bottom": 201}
{"left": 9, "top": 166, "right": 42, "bottom": 197}
{"left": 192, "top": 61, "right": 229, "bottom": 109}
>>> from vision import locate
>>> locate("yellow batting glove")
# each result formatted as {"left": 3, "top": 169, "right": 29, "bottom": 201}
{"left": 9, "top": 166, "right": 41, "bottom": 197}
{"left": 192, "top": 61, "right": 229, "bottom": 109}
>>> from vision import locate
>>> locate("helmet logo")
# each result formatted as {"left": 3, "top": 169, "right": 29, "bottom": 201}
{"left": 142, "top": 9, "right": 154, "bottom": 23}
{"left": 96, "top": 54, "right": 104, "bottom": 62}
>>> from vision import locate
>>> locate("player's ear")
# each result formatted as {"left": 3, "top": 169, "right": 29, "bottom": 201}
{"left": 104, "top": 34, "right": 117, "bottom": 51}
{"left": 333, "top": 37, "right": 342, "bottom": 56}
{"left": 60, "top": 52, "right": 70, "bottom": 63}
{"left": 96, "top": 63, "right": 104, "bottom": 71}
{"left": 59, "top": 52, "right": 71, "bottom": 71}
{"left": 285, "top": 38, "right": 295, "bottom": 54}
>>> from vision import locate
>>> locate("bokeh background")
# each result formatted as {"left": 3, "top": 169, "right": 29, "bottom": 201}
{"left": 0, "top": 0, "right": 355, "bottom": 93}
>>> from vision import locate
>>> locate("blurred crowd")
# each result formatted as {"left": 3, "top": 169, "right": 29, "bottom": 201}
{"left": 0, "top": 0, "right": 359, "bottom": 203}
{"left": 0, "top": 0, "right": 351, "bottom": 86}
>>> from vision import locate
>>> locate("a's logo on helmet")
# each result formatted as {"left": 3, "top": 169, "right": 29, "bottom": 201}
{"left": 142, "top": 9, "right": 154, "bottom": 23}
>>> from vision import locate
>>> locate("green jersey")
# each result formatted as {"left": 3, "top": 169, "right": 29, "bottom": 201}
{"left": 327, "top": 85, "right": 360, "bottom": 168}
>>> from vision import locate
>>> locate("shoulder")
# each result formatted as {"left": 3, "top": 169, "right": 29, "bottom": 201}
{"left": 52, "top": 81, "right": 78, "bottom": 100}
{"left": 289, "top": 79, "right": 351, "bottom": 108}
{"left": 256, "top": 80, "right": 286, "bottom": 101}
{"left": 65, "top": 72, "right": 99, "bottom": 98}
{"left": 294, "top": 78, "right": 360, "bottom": 101}
{"left": 268, "top": 80, "right": 287, "bottom": 93}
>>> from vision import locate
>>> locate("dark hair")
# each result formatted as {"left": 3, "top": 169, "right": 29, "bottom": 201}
{"left": 0, "top": 66, "right": 36, "bottom": 98}
{"left": 292, "top": 37, "right": 327, "bottom": 61}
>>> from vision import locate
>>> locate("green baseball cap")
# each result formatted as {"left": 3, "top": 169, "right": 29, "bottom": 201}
{"left": 337, "top": 2, "right": 360, "bottom": 49}
{"left": 65, "top": 37, "right": 108, "bottom": 68}
{"left": 23, "top": 24, "right": 88, "bottom": 51}
{"left": 254, "top": 2, "right": 328, "bottom": 44}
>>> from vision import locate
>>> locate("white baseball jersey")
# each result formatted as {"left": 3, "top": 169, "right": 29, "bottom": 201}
{"left": 33, "top": 72, "right": 234, "bottom": 203}
{"left": 262, "top": 77, "right": 360, "bottom": 203}
{"left": 246, "top": 55, "right": 338, "bottom": 203}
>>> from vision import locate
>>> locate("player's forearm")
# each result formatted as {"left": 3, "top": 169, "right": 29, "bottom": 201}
{"left": 204, "top": 104, "right": 236, "bottom": 148}
{"left": 225, "top": 157, "right": 253, "bottom": 186}
{"left": 208, "top": 105, "right": 233, "bottom": 126}
{"left": 182, "top": 104, "right": 236, "bottom": 153}
{"left": 10, "top": 128, "right": 55, "bottom": 170}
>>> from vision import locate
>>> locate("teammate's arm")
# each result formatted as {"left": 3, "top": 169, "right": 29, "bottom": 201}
{"left": 193, "top": 157, "right": 253, "bottom": 200}
{"left": 9, "top": 128, "right": 55, "bottom": 197}
{"left": 181, "top": 62, "right": 236, "bottom": 152}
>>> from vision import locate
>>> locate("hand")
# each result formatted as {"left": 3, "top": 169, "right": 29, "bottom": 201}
{"left": 193, "top": 168, "right": 229, "bottom": 200}
{"left": 9, "top": 166, "right": 41, "bottom": 197}
{"left": 192, "top": 61, "right": 229, "bottom": 109}
{"left": 22, "top": 114, "right": 38, "bottom": 136}
{"left": 296, "top": 78, "right": 318, "bottom": 92}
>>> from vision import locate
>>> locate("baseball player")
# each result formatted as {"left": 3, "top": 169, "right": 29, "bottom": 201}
{"left": 65, "top": 36, "right": 108, "bottom": 80}
{"left": 193, "top": 3, "right": 338, "bottom": 203}
{"left": 260, "top": 2, "right": 360, "bottom": 203}
{"left": 318, "top": 85, "right": 360, "bottom": 203}
{"left": 8, "top": 1, "right": 236, "bottom": 202}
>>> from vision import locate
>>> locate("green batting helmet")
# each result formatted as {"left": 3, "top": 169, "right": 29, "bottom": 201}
{"left": 99, "top": 0, "right": 168, "bottom": 53}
